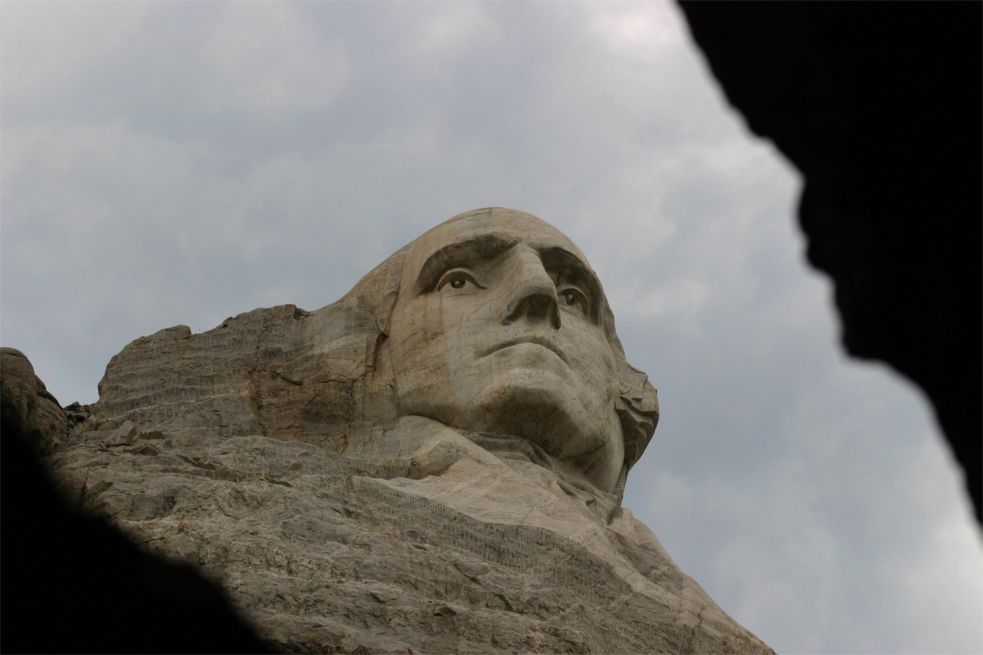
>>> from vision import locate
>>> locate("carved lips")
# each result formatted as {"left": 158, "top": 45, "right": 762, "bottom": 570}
{"left": 480, "top": 335, "right": 568, "bottom": 365}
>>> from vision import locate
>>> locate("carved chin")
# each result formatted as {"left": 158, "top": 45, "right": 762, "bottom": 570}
{"left": 460, "top": 375, "right": 617, "bottom": 461}
{"left": 394, "top": 367, "right": 623, "bottom": 490}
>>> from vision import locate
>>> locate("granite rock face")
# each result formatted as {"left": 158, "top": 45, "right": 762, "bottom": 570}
{"left": 49, "top": 209, "right": 771, "bottom": 653}
{"left": 1, "top": 347, "right": 68, "bottom": 454}
{"left": 0, "top": 350, "right": 273, "bottom": 653}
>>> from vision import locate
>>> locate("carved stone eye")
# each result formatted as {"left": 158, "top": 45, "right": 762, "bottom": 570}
{"left": 559, "top": 286, "right": 589, "bottom": 317}
{"left": 437, "top": 269, "right": 482, "bottom": 291}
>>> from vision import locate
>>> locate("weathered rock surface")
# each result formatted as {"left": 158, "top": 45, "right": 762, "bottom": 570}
{"left": 1, "top": 347, "right": 68, "bottom": 453}
{"left": 0, "top": 349, "right": 273, "bottom": 653}
{"left": 47, "top": 209, "right": 771, "bottom": 653}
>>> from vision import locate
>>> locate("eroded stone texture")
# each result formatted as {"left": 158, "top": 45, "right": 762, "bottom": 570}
{"left": 1, "top": 347, "right": 68, "bottom": 453}
{"left": 51, "top": 208, "right": 771, "bottom": 653}
{"left": 0, "top": 349, "right": 273, "bottom": 653}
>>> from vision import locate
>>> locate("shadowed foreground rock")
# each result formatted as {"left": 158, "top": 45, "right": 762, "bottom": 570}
{"left": 679, "top": 1, "right": 982, "bottom": 524}
{"left": 0, "top": 348, "right": 274, "bottom": 654}
{"left": 34, "top": 209, "right": 771, "bottom": 653}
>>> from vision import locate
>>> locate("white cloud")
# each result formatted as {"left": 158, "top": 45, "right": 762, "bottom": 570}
{"left": 413, "top": 3, "right": 500, "bottom": 56}
{"left": 610, "top": 277, "right": 710, "bottom": 323}
{"left": 588, "top": 2, "right": 686, "bottom": 60}
{"left": 0, "top": 2, "right": 150, "bottom": 109}
{"left": 899, "top": 509, "right": 983, "bottom": 653}
{"left": 199, "top": 3, "right": 348, "bottom": 115}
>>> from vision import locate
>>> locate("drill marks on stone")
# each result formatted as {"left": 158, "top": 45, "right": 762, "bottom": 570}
{"left": 352, "top": 476, "right": 626, "bottom": 606}
{"left": 90, "top": 304, "right": 365, "bottom": 450}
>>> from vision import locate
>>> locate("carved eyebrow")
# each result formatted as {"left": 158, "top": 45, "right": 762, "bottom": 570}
{"left": 415, "top": 234, "right": 517, "bottom": 293}
{"left": 540, "top": 247, "right": 603, "bottom": 322}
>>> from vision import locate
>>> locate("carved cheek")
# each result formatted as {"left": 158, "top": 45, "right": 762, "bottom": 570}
{"left": 434, "top": 281, "right": 502, "bottom": 335}
{"left": 582, "top": 339, "right": 620, "bottom": 401}
{"left": 424, "top": 294, "right": 447, "bottom": 341}
{"left": 390, "top": 299, "right": 441, "bottom": 375}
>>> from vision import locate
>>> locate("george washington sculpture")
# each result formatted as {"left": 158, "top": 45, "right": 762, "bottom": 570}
{"left": 59, "top": 208, "right": 770, "bottom": 653}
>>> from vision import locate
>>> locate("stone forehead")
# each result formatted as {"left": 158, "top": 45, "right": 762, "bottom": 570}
{"left": 402, "top": 208, "right": 592, "bottom": 276}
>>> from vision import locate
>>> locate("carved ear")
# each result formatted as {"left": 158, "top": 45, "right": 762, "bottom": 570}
{"left": 615, "top": 363, "right": 659, "bottom": 472}
{"left": 593, "top": 282, "right": 659, "bottom": 473}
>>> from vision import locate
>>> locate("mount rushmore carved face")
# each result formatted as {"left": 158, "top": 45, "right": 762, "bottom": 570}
{"left": 386, "top": 208, "right": 645, "bottom": 492}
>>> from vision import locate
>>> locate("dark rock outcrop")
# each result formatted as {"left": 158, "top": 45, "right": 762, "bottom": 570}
{"left": 1, "top": 347, "right": 68, "bottom": 454}
{"left": 679, "top": 1, "right": 982, "bottom": 523}
{"left": 0, "top": 347, "right": 273, "bottom": 654}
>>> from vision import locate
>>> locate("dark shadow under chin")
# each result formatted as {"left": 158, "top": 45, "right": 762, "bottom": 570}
{"left": 460, "top": 380, "right": 622, "bottom": 487}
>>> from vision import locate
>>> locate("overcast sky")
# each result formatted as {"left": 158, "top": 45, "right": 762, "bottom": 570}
{"left": 2, "top": 2, "right": 981, "bottom": 653}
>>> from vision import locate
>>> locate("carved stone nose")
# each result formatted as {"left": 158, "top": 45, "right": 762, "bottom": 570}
{"left": 503, "top": 248, "right": 561, "bottom": 329}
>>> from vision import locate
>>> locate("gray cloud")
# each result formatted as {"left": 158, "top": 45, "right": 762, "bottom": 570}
{"left": 2, "top": 2, "right": 980, "bottom": 652}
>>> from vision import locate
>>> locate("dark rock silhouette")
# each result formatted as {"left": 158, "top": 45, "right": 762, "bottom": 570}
{"left": 1, "top": 348, "right": 275, "bottom": 654}
{"left": 679, "top": 1, "right": 982, "bottom": 524}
